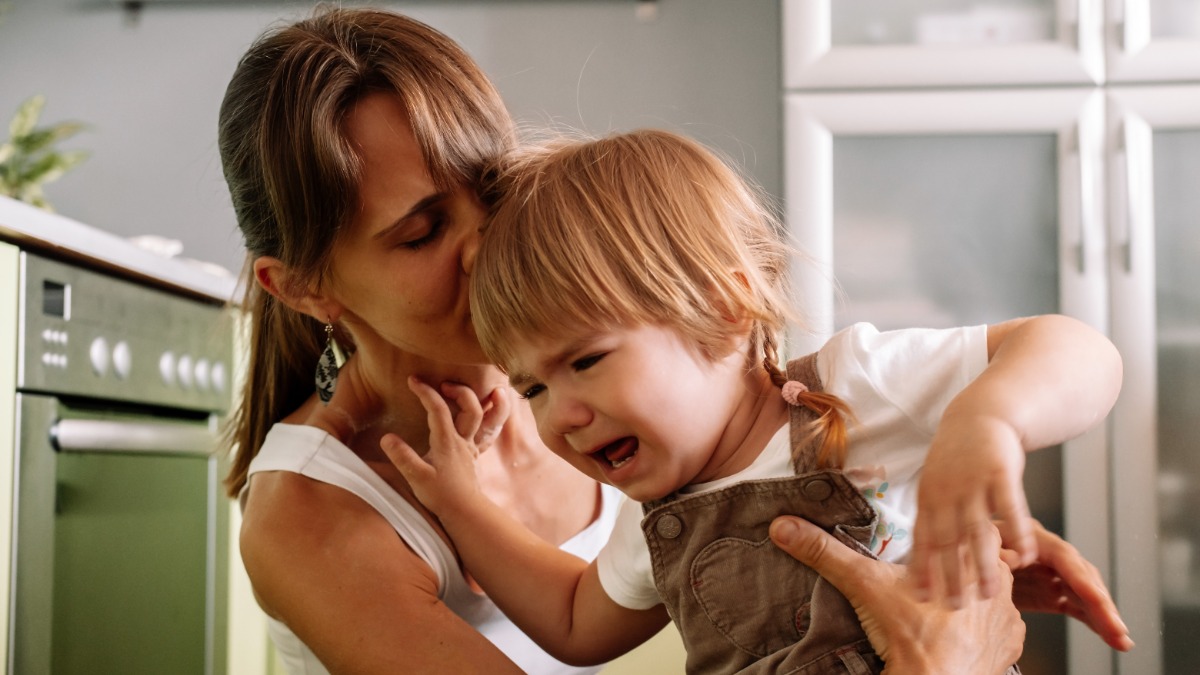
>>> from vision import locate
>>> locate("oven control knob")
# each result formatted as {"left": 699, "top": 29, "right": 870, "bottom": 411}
{"left": 89, "top": 337, "right": 110, "bottom": 376}
{"left": 177, "top": 354, "right": 194, "bottom": 389}
{"left": 112, "top": 341, "right": 132, "bottom": 380}
{"left": 194, "top": 358, "right": 211, "bottom": 391}
{"left": 211, "top": 361, "right": 228, "bottom": 394}
{"left": 159, "top": 351, "right": 176, "bottom": 385}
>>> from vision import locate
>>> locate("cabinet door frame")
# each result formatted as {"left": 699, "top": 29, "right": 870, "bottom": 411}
{"left": 1106, "top": 84, "right": 1200, "bottom": 675}
{"left": 783, "top": 87, "right": 1112, "bottom": 675}
{"left": 1106, "top": 0, "right": 1200, "bottom": 82}
{"left": 783, "top": 0, "right": 1105, "bottom": 89}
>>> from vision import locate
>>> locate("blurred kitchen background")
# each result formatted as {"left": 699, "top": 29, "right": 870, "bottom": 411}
{"left": 0, "top": 0, "right": 782, "bottom": 279}
{"left": 1, "top": 1, "right": 1199, "bottom": 674}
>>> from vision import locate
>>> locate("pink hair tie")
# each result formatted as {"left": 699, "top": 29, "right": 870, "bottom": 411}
{"left": 781, "top": 380, "right": 808, "bottom": 406}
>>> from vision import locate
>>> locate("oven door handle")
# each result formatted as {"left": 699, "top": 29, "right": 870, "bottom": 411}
{"left": 51, "top": 418, "right": 219, "bottom": 456}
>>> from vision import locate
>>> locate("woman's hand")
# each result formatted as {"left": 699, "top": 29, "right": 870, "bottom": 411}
{"left": 381, "top": 376, "right": 510, "bottom": 515}
{"left": 769, "top": 515, "right": 1024, "bottom": 675}
{"left": 1005, "top": 519, "right": 1134, "bottom": 652}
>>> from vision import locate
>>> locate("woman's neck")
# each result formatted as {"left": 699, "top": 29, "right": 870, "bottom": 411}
{"left": 297, "top": 344, "right": 508, "bottom": 457}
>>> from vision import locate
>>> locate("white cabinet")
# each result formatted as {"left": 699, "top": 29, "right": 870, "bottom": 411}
{"left": 783, "top": 2, "right": 1200, "bottom": 674}
{"left": 783, "top": 0, "right": 1104, "bottom": 88}
{"left": 1105, "top": 85, "right": 1200, "bottom": 675}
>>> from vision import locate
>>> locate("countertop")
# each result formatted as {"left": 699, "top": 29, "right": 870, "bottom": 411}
{"left": 0, "top": 195, "right": 240, "bottom": 304}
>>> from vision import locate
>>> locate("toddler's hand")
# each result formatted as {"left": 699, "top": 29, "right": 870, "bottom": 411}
{"left": 380, "top": 377, "right": 507, "bottom": 516}
{"left": 910, "top": 414, "right": 1036, "bottom": 607}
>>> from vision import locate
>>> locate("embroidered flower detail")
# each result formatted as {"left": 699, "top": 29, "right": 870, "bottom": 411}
{"left": 780, "top": 380, "right": 808, "bottom": 405}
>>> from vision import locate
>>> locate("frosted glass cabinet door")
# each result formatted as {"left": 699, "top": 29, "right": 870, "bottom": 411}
{"left": 1106, "top": 0, "right": 1200, "bottom": 82}
{"left": 783, "top": 0, "right": 1104, "bottom": 89}
{"left": 785, "top": 88, "right": 1111, "bottom": 675}
{"left": 1107, "top": 86, "right": 1200, "bottom": 675}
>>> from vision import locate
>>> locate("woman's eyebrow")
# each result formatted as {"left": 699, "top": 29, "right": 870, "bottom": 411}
{"left": 372, "top": 191, "right": 448, "bottom": 239}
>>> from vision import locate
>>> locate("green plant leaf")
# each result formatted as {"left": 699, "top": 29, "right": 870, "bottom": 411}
{"left": 22, "top": 152, "right": 68, "bottom": 185}
{"left": 9, "top": 95, "right": 45, "bottom": 139}
{"left": 0, "top": 141, "right": 13, "bottom": 165}
{"left": 15, "top": 121, "right": 85, "bottom": 153}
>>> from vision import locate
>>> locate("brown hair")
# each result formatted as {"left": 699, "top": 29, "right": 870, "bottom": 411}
{"left": 218, "top": 6, "right": 515, "bottom": 497}
{"left": 472, "top": 130, "right": 852, "bottom": 467}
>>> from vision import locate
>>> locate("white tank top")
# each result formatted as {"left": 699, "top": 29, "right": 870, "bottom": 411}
{"left": 243, "top": 423, "right": 621, "bottom": 674}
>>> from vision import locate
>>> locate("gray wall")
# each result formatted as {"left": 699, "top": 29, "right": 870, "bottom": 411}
{"left": 0, "top": 0, "right": 782, "bottom": 276}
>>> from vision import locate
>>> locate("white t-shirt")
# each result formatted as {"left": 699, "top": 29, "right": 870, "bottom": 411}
{"left": 242, "top": 423, "right": 623, "bottom": 674}
{"left": 596, "top": 322, "right": 989, "bottom": 610}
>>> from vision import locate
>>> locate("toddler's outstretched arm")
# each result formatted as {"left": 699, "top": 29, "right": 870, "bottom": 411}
{"left": 381, "top": 376, "right": 668, "bottom": 665}
{"left": 911, "top": 315, "right": 1122, "bottom": 607}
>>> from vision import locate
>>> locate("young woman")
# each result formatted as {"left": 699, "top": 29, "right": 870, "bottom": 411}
{"left": 219, "top": 7, "right": 1129, "bottom": 673}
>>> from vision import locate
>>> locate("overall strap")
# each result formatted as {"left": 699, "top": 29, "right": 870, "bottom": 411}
{"left": 785, "top": 353, "right": 825, "bottom": 475}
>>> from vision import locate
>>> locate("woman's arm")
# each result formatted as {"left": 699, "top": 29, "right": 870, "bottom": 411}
{"left": 769, "top": 515, "right": 1024, "bottom": 675}
{"left": 911, "top": 314, "right": 1122, "bottom": 605}
{"left": 382, "top": 377, "right": 669, "bottom": 665}
{"left": 240, "top": 472, "right": 526, "bottom": 674}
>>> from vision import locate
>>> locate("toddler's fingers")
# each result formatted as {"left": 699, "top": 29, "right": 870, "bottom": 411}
{"left": 930, "top": 507, "right": 965, "bottom": 607}
{"left": 964, "top": 502, "right": 1001, "bottom": 599}
{"left": 991, "top": 484, "right": 1036, "bottom": 566}
{"left": 909, "top": 513, "right": 937, "bottom": 602}
{"left": 406, "top": 376, "right": 459, "bottom": 435}
{"left": 440, "top": 381, "right": 485, "bottom": 440}
{"left": 380, "top": 432, "right": 426, "bottom": 479}
{"left": 475, "top": 386, "right": 512, "bottom": 449}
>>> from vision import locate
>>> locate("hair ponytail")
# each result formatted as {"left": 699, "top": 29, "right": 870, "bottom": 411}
{"left": 223, "top": 283, "right": 324, "bottom": 497}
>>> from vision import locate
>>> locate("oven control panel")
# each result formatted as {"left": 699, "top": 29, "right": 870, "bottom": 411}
{"left": 16, "top": 252, "right": 235, "bottom": 413}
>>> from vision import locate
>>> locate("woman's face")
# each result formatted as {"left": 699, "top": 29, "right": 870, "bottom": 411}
{"left": 326, "top": 92, "right": 489, "bottom": 365}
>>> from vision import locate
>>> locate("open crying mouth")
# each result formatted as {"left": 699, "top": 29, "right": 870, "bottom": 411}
{"left": 593, "top": 437, "right": 638, "bottom": 469}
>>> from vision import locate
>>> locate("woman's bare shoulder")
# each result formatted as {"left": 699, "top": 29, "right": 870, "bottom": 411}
{"left": 239, "top": 470, "right": 439, "bottom": 611}
{"left": 235, "top": 470, "right": 523, "bottom": 672}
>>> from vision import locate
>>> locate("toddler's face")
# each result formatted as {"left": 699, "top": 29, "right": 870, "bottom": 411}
{"left": 505, "top": 323, "right": 750, "bottom": 501}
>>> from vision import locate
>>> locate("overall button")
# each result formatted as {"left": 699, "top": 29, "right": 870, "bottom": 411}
{"left": 803, "top": 478, "right": 833, "bottom": 501}
{"left": 655, "top": 514, "right": 683, "bottom": 539}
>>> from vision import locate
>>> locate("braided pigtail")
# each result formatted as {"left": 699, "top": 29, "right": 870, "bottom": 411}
{"left": 770, "top": 328, "right": 855, "bottom": 470}
{"left": 760, "top": 327, "right": 788, "bottom": 388}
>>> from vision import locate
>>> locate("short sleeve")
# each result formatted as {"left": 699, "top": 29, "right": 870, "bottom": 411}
{"left": 819, "top": 322, "right": 989, "bottom": 436}
{"left": 595, "top": 496, "right": 662, "bottom": 610}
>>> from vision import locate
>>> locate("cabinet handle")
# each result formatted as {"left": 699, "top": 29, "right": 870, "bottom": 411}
{"left": 1119, "top": 0, "right": 1150, "bottom": 54}
{"left": 1116, "top": 115, "right": 1152, "bottom": 274}
{"left": 1067, "top": 124, "right": 1088, "bottom": 274}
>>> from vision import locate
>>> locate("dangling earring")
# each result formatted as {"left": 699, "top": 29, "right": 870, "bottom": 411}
{"left": 315, "top": 322, "right": 347, "bottom": 404}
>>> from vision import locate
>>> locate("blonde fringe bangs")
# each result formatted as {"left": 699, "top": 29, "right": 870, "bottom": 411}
{"left": 472, "top": 129, "right": 794, "bottom": 372}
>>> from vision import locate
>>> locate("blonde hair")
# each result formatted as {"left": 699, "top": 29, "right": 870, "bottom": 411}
{"left": 472, "top": 129, "right": 852, "bottom": 467}
{"left": 218, "top": 6, "right": 515, "bottom": 497}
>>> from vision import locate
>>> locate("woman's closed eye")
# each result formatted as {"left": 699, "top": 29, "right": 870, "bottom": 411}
{"left": 397, "top": 212, "right": 447, "bottom": 250}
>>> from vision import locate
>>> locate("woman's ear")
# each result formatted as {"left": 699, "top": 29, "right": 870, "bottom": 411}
{"left": 252, "top": 256, "right": 342, "bottom": 323}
